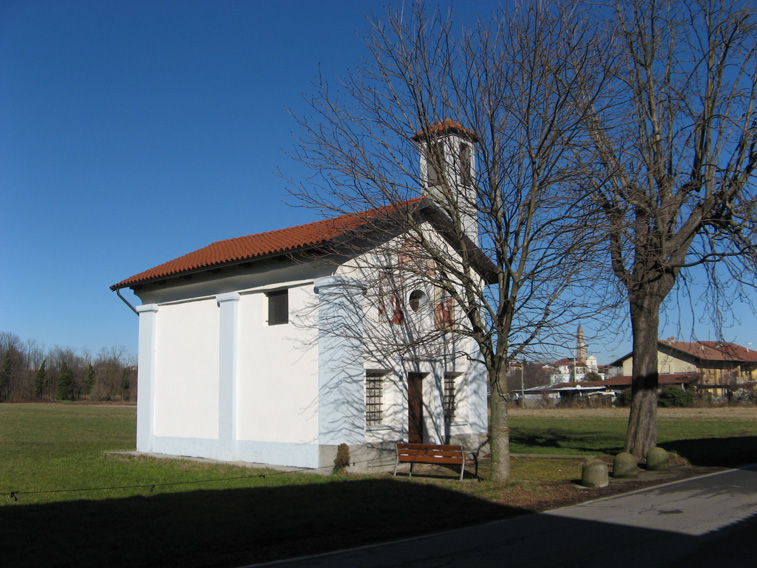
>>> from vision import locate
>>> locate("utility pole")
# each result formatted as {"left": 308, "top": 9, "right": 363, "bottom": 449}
{"left": 520, "top": 358, "right": 525, "bottom": 407}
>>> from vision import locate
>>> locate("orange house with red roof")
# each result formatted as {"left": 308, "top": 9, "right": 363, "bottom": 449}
{"left": 610, "top": 339, "right": 757, "bottom": 397}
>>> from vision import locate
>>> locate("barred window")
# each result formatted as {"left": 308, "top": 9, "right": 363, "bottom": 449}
{"left": 366, "top": 372, "right": 385, "bottom": 426}
{"left": 443, "top": 373, "right": 457, "bottom": 423}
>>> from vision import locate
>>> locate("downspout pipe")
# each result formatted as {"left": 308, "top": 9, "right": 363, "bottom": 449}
{"left": 115, "top": 287, "right": 139, "bottom": 316}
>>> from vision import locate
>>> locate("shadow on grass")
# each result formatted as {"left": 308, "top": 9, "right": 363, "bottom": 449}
{"left": 0, "top": 477, "right": 522, "bottom": 568}
{"left": 510, "top": 428, "right": 624, "bottom": 455}
{"left": 660, "top": 436, "right": 757, "bottom": 467}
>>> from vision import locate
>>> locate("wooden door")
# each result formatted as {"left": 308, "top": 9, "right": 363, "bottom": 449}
{"left": 408, "top": 373, "right": 425, "bottom": 443}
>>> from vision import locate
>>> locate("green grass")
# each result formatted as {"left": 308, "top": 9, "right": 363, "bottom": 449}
{"left": 509, "top": 409, "right": 757, "bottom": 465}
{"left": 0, "top": 404, "right": 337, "bottom": 504}
{"left": 1, "top": 403, "right": 756, "bottom": 567}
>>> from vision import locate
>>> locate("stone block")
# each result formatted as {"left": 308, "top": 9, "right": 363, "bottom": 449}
{"left": 646, "top": 447, "right": 670, "bottom": 471}
{"left": 613, "top": 452, "right": 639, "bottom": 478}
{"left": 582, "top": 458, "right": 609, "bottom": 488}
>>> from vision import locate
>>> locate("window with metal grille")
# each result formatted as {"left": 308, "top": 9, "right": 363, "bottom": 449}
{"left": 444, "top": 373, "right": 456, "bottom": 423}
{"left": 366, "top": 372, "right": 384, "bottom": 426}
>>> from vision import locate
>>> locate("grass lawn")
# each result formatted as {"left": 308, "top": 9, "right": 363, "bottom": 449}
{"left": 509, "top": 407, "right": 757, "bottom": 465}
{"left": 1, "top": 403, "right": 755, "bottom": 567}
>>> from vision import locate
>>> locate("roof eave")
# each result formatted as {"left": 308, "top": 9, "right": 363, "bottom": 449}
{"left": 110, "top": 244, "right": 323, "bottom": 292}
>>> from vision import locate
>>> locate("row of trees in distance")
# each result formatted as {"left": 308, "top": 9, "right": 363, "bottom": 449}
{"left": 0, "top": 332, "right": 136, "bottom": 403}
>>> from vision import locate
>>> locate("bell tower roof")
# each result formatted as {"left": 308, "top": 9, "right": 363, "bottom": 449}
{"left": 411, "top": 119, "right": 479, "bottom": 143}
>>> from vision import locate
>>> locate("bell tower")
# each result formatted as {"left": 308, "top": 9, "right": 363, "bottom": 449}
{"left": 577, "top": 324, "right": 587, "bottom": 364}
{"left": 412, "top": 119, "right": 479, "bottom": 242}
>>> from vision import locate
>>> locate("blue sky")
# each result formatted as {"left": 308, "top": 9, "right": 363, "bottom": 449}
{"left": 1, "top": 0, "right": 754, "bottom": 365}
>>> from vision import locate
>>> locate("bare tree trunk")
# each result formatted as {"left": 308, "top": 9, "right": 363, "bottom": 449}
{"left": 489, "top": 365, "right": 510, "bottom": 482}
{"left": 577, "top": 0, "right": 757, "bottom": 458}
{"left": 624, "top": 292, "right": 662, "bottom": 458}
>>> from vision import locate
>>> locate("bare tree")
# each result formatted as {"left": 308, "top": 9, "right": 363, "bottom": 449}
{"left": 576, "top": 0, "right": 757, "bottom": 457}
{"left": 0, "top": 332, "right": 30, "bottom": 401}
{"left": 291, "top": 2, "right": 614, "bottom": 481}
{"left": 94, "top": 346, "right": 130, "bottom": 401}
{"left": 506, "top": 361, "right": 551, "bottom": 394}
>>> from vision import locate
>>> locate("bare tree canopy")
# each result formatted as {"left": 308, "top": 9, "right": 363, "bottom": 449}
{"left": 576, "top": 0, "right": 757, "bottom": 457}
{"left": 291, "top": 1, "right": 616, "bottom": 481}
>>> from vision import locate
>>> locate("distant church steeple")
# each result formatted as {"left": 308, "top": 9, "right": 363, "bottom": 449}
{"left": 412, "top": 119, "right": 479, "bottom": 242}
{"left": 577, "top": 324, "right": 586, "bottom": 364}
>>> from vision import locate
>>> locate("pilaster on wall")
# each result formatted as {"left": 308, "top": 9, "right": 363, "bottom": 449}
{"left": 136, "top": 304, "right": 159, "bottom": 452}
{"left": 314, "top": 277, "right": 366, "bottom": 446}
{"left": 217, "top": 292, "right": 240, "bottom": 461}
{"left": 468, "top": 338, "right": 488, "bottom": 433}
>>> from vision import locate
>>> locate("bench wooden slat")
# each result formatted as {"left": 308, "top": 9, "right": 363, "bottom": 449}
{"left": 398, "top": 443, "right": 461, "bottom": 451}
{"left": 398, "top": 456, "right": 464, "bottom": 465}
{"left": 394, "top": 443, "right": 466, "bottom": 480}
{"left": 398, "top": 450, "right": 462, "bottom": 457}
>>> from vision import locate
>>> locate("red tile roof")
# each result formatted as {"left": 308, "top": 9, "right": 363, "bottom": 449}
{"left": 610, "top": 340, "right": 757, "bottom": 366}
{"left": 112, "top": 198, "right": 423, "bottom": 290}
{"left": 553, "top": 357, "right": 587, "bottom": 367}
{"left": 411, "top": 119, "right": 479, "bottom": 143}
{"left": 662, "top": 340, "right": 757, "bottom": 363}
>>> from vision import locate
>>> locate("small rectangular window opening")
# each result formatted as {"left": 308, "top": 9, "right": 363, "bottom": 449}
{"left": 459, "top": 143, "right": 472, "bottom": 186}
{"left": 366, "top": 371, "right": 385, "bottom": 426}
{"left": 267, "top": 289, "right": 289, "bottom": 325}
{"left": 428, "top": 142, "right": 445, "bottom": 186}
{"left": 435, "top": 289, "right": 455, "bottom": 331}
{"left": 378, "top": 269, "right": 404, "bottom": 324}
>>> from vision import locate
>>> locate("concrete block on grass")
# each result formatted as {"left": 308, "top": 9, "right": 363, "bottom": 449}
{"left": 582, "top": 459, "right": 609, "bottom": 488}
{"left": 646, "top": 447, "right": 670, "bottom": 471}
{"left": 613, "top": 452, "right": 639, "bottom": 478}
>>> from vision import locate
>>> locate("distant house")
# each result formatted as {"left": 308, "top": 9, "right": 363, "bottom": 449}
{"left": 517, "top": 373, "right": 700, "bottom": 408}
{"left": 610, "top": 339, "right": 757, "bottom": 397}
{"left": 111, "top": 120, "right": 494, "bottom": 472}
{"left": 549, "top": 356, "right": 598, "bottom": 384}
{"left": 548, "top": 325, "right": 601, "bottom": 384}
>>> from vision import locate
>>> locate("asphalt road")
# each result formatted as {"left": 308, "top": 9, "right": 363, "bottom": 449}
{"left": 250, "top": 465, "right": 757, "bottom": 568}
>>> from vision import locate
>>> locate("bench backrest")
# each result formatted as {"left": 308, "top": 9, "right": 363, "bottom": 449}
{"left": 396, "top": 443, "right": 465, "bottom": 464}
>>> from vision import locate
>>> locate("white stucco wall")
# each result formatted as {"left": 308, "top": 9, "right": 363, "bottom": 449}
{"left": 236, "top": 285, "right": 319, "bottom": 445}
{"left": 136, "top": 263, "right": 327, "bottom": 467}
{"left": 153, "top": 299, "right": 220, "bottom": 439}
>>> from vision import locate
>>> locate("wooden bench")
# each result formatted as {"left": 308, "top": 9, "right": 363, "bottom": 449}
{"left": 393, "top": 443, "right": 466, "bottom": 481}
